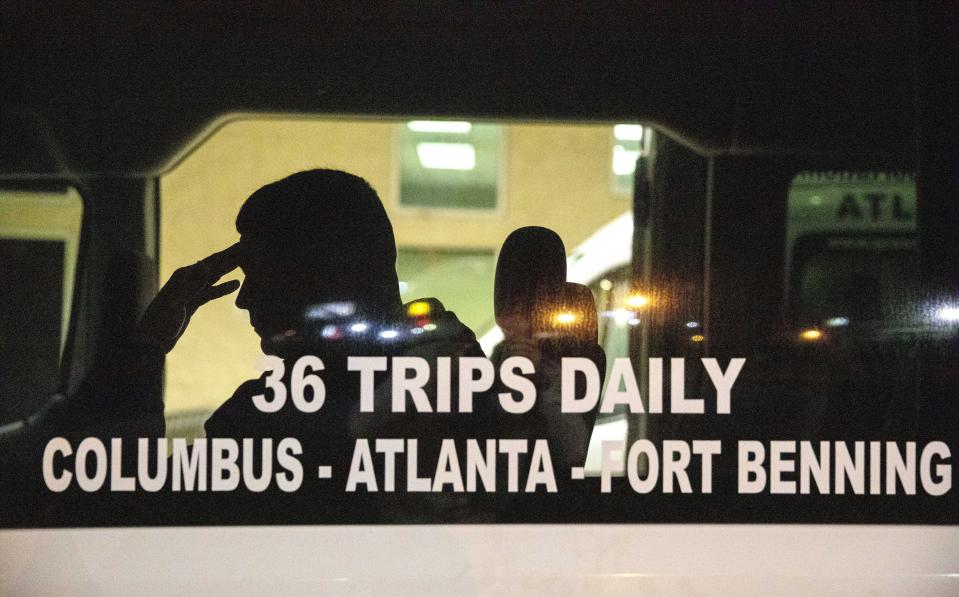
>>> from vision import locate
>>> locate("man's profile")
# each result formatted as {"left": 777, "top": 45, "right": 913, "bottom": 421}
{"left": 137, "top": 169, "right": 403, "bottom": 359}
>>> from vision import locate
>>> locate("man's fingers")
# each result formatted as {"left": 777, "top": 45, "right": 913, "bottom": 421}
{"left": 199, "top": 279, "right": 241, "bottom": 305}
{"left": 202, "top": 242, "right": 241, "bottom": 263}
{"left": 197, "top": 242, "right": 242, "bottom": 278}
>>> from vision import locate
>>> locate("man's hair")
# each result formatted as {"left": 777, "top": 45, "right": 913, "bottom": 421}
{"left": 237, "top": 169, "right": 401, "bottom": 315}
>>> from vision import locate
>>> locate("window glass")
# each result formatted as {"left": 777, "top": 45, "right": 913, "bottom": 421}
{"left": 716, "top": 170, "right": 928, "bottom": 444}
{"left": 6, "top": 126, "right": 957, "bottom": 528}
{"left": 584, "top": 264, "right": 632, "bottom": 475}
{"left": 398, "top": 121, "right": 502, "bottom": 210}
{"left": 786, "top": 172, "right": 918, "bottom": 332}
{"left": 159, "top": 118, "right": 633, "bottom": 441}
{"left": 0, "top": 187, "right": 82, "bottom": 425}
{"left": 610, "top": 124, "right": 646, "bottom": 195}
{"left": 397, "top": 248, "right": 496, "bottom": 333}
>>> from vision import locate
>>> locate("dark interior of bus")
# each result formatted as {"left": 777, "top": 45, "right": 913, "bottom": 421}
{"left": 1, "top": 3, "right": 958, "bottom": 525}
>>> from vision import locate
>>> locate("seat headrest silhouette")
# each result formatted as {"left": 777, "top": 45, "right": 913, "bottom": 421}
{"left": 494, "top": 226, "right": 566, "bottom": 326}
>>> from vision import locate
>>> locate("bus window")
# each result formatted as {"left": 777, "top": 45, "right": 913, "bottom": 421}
{"left": 592, "top": 264, "right": 633, "bottom": 380}
{"left": 700, "top": 168, "right": 932, "bottom": 448}
{"left": 780, "top": 171, "right": 927, "bottom": 440}
{"left": 786, "top": 172, "right": 919, "bottom": 336}
{"left": 0, "top": 187, "right": 82, "bottom": 426}
{"left": 397, "top": 248, "right": 496, "bottom": 334}
{"left": 160, "top": 118, "right": 641, "bottom": 447}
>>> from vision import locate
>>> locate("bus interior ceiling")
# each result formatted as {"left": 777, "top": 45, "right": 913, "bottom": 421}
{"left": 1, "top": 3, "right": 936, "bottom": 176}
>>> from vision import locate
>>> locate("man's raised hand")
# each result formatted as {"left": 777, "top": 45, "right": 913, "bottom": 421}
{"left": 134, "top": 243, "right": 242, "bottom": 352}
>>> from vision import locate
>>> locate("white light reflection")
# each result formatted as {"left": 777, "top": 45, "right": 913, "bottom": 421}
{"left": 936, "top": 305, "right": 959, "bottom": 322}
{"left": 825, "top": 316, "right": 849, "bottom": 328}
{"left": 603, "top": 309, "right": 636, "bottom": 326}
{"left": 305, "top": 302, "right": 356, "bottom": 320}
{"left": 379, "top": 330, "right": 399, "bottom": 339}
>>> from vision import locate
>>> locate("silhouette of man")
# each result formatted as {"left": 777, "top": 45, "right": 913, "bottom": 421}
{"left": 121, "top": 169, "right": 491, "bottom": 523}
{"left": 138, "top": 169, "right": 402, "bottom": 357}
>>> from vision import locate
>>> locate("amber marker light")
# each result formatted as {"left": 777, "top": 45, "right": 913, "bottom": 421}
{"left": 555, "top": 312, "right": 577, "bottom": 324}
{"left": 690, "top": 334, "right": 705, "bottom": 343}
{"left": 407, "top": 301, "right": 431, "bottom": 317}
{"left": 799, "top": 328, "right": 823, "bottom": 341}
{"left": 626, "top": 294, "right": 651, "bottom": 309}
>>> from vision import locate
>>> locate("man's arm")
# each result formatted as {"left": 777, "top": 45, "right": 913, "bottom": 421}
{"left": 51, "top": 244, "right": 243, "bottom": 436}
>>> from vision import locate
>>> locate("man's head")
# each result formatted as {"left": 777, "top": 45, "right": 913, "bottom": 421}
{"left": 234, "top": 169, "right": 402, "bottom": 354}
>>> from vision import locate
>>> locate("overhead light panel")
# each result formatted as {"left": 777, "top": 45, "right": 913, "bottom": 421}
{"left": 407, "top": 121, "right": 473, "bottom": 134}
{"left": 613, "top": 124, "right": 644, "bottom": 141}
{"left": 417, "top": 142, "right": 476, "bottom": 170}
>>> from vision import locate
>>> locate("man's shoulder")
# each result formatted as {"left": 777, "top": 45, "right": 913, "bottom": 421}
{"left": 202, "top": 300, "right": 485, "bottom": 436}
{"left": 203, "top": 377, "right": 267, "bottom": 438}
